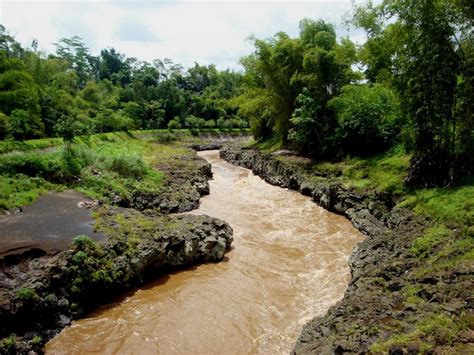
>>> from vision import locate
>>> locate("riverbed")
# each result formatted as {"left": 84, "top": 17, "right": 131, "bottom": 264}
{"left": 46, "top": 150, "right": 364, "bottom": 354}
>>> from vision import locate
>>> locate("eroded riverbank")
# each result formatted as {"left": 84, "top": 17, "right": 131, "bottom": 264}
{"left": 46, "top": 150, "right": 364, "bottom": 354}
{"left": 219, "top": 144, "right": 473, "bottom": 354}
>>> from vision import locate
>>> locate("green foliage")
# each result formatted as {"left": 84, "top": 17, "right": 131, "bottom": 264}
{"left": 0, "top": 111, "right": 8, "bottom": 139}
{"left": 30, "top": 335, "right": 42, "bottom": 346}
{"left": 106, "top": 154, "right": 147, "bottom": 178}
{"left": 0, "top": 151, "right": 65, "bottom": 181}
{"left": 304, "top": 146, "right": 410, "bottom": 195}
{"left": 240, "top": 18, "right": 357, "bottom": 154}
{"left": 8, "top": 109, "right": 44, "bottom": 140}
{"left": 167, "top": 117, "right": 181, "bottom": 131}
{"left": 69, "top": 235, "right": 117, "bottom": 294}
{"left": 0, "top": 59, "right": 41, "bottom": 118}
{"left": 73, "top": 235, "right": 99, "bottom": 252}
{"left": 0, "top": 26, "right": 244, "bottom": 141}
{"left": 288, "top": 88, "right": 320, "bottom": 149}
{"left": 0, "top": 175, "right": 55, "bottom": 210}
{"left": 370, "top": 314, "right": 466, "bottom": 353}
{"left": 17, "top": 287, "right": 37, "bottom": 302}
{"left": 0, "top": 334, "right": 17, "bottom": 354}
{"left": 0, "top": 137, "right": 62, "bottom": 154}
{"left": 411, "top": 226, "right": 452, "bottom": 258}
{"left": 329, "top": 84, "right": 401, "bottom": 154}
{"left": 184, "top": 115, "right": 205, "bottom": 128}
{"left": 353, "top": 0, "right": 473, "bottom": 185}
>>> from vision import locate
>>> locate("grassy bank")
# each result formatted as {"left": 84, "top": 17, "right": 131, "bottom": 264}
{"left": 0, "top": 128, "right": 250, "bottom": 155}
{"left": 0, "top": 129, "right": 248, "bottom": 211}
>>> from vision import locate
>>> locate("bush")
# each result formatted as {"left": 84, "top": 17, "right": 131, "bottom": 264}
{"left": 0, "top": 152, "right": 65, "bottom": 181}
{"left": 30, "top": 335, "right": 42, "bottom": 346}
{"left": 73, "top": 235, "right": 96, "bottom": 248}
{"left": 106, "top": 154, "right": 147, "bottom": 178}
{"left": 185, "top": 115, "right": 206, "bottom": 128}
{"left": 7, "top": 109, "right": 44, "bottom": 140}
{"left": 17, "top": 287, "right": 37, "bottom": 302}
{"left": 156, "top": 131, "right": 177, "bottom": 143}
{"left": 205, "top": 119, "right": 216, "bottom": 128}
{"left": 0, "top": 334, "right": 17, "bottom": 354}
{"left": 93, "top": 109, "right": 135, "bottom": 133}
{"left": 167, "top": 118, "right": 181, "bottom": 131}
{"left": 73, "top": 235, "right": 101, "bottom": 253}
{"left": 329, "top": 84, "right": 401, "bottom": 155}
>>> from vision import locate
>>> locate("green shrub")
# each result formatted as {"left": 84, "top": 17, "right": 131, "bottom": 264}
{"left": 0, "top": 334, "right": 17, "bottom": 354}
{"left": 185, "top": 115, "right": 206, "bottom": 128}
{"left": 156, "top": 131, "right": 177, "bottom": 143}
{"left": 0, "top": 152, "right": 67, "bottom": 181}
{"left": 329, "top": 84, "right": 401, "bottom": 155}
{"left": 106, "top": 154, "right": 147, "bottom": 178}
{"left": 17, "top": 287, "right": 37, "bottom": 301}
{"left": 73, "top": 235, "right": 99, "bottom": 251}
{"left": 167, "top": 118, "right": 181, "bottom": 131}
{"left": 7, "top": 109, "right": 44, "bottom": 140}
{"left": 30, "top": 335, "right": 42, "bottom": 346}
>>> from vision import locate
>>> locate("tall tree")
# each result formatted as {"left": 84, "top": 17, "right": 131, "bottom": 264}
{"left": 54, "top": 36, "right": 93, "bottom": 88}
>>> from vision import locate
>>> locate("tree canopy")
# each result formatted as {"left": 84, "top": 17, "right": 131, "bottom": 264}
{"left": 1, "top": 0, "right": 472, "bottom": 185}
{"left": 0, "top": 26, "right": 247, "bottom": 141}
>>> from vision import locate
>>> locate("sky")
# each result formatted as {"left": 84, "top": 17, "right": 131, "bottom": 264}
{"left": 0, "top": 0, "right": 372, "bottom": 71}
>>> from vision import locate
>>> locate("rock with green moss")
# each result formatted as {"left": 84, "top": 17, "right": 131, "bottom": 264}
{"left": 0, "top": 207, "right": 232, "bottom": 353}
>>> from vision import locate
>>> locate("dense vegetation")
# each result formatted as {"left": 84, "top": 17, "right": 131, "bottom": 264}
{"left": 1, "top": 0, "right": 471, "bottom": 186}
{"left": 235, "top": 0, "right": 473, "bottom": 186}
{"left": 0, "top": 26, "right": 246, "bottom": 143}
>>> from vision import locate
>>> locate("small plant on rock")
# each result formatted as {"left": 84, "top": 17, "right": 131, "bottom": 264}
{"left": 17, "top": 287, "right": 37, "bottom": 302}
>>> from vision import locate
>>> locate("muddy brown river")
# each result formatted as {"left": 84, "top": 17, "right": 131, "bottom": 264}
{"left": 46, "top": 151, "right": 364, "bottom": 354}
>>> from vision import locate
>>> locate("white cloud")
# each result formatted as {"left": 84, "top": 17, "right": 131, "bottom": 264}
{"left": 0, "top": 0, "right": 370, "bottom": 70}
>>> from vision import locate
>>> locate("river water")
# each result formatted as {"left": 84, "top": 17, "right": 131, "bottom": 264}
{"left": 46, "top": 150, "right": 364, "bottom": 354}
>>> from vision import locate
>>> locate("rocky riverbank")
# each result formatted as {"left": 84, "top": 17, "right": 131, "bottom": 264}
{"left": 220, "top": 144, "right": 473, "bottom": 354}
{"left": 0, "top": 148, "right": 234, "bottom": 354}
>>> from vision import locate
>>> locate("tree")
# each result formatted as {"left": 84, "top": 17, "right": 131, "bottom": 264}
{"left": 0, "top": 112, "right": 9, "bottom": 139}
{"left": 167, "top": 117, "right": 181, "bottom": 131}
{"left": 8, "top": 109, "right": 44, "bottom": 140}
{"left": 329, "top": 84, "right": 401, "bottom": 154}
{"left": 54, "top": 36, "right": 94, "bottom": 88}
{"left": 99, "top": 48, "right": 131, "bottom": 86}
{"left": 0, "top": 57, "right": 43, "bottom": 138}
{"left": 0, "top": 25, "right": 24, "bottom": 58}
{"left": 354, "top": 0, "right": 473, "bottom": 185}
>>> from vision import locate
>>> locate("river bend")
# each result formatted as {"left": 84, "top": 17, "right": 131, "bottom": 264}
{"left": 46, "top": 150, "right": 364, "bottom": 354}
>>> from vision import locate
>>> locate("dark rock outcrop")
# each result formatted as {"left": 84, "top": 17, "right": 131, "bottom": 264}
{"left": 0, "top": 209, "right": 233, "bottom": 353}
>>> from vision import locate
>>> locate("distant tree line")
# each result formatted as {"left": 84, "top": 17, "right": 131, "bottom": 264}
{"left": 234, "top": 0, "right": 473, "bottom": 186}
{"left": 0, "top": 26, "right": 247, "bottom": 142}
{"left": 1, "top": 0, "right": 472, "bottom": 185}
